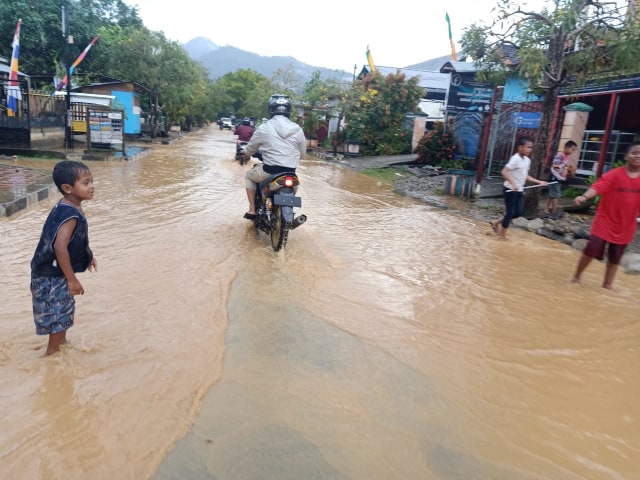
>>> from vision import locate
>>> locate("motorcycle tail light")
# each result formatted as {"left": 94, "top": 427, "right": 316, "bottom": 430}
{"left": 284, "top": 176, "right": 295, "bottom": 187}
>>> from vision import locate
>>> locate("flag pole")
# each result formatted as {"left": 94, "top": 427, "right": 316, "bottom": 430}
{"left": 7, "top": 19, "right": 22, "bottom": 117}
{"left": 445, "top": 12, "right": 458, "bottom": 62}
{"left": 63, "top": 0, "right": 74, "bottom": 148}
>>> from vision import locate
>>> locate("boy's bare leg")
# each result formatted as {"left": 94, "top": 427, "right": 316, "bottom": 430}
{"left": 490, "top": 217, "right": 502, "bottom": 235}
{"left": 571, "top": 254, "right": 593, "bottom": 284}
{"left": 45, "top": 331, "right": 67, "bottom": 356}
{"left": 547, "top": 198, "right": 557, "bottom": 213}
{"left": 602, "top": 263, "right": 618, "bottom": 289}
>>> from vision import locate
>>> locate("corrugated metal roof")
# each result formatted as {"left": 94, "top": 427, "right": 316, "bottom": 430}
{"left": 375, "top": 66, "right": 450, "bottom": 91}
{"left": 439, "top": 61, "right": 479, "bottom": 73}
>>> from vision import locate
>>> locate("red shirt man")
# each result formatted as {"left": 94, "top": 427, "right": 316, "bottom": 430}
{"left": 572, "top": 142, "right": 640, "bottom": 288}
{"left": 234, "top": 123, "right": 254, "bottom": 142}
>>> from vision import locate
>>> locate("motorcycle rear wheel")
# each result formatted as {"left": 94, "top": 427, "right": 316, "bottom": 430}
{"left": 270, "top": 205, "right": 289, "bottom": 251}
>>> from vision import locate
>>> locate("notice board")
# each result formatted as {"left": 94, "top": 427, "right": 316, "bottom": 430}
{"left": 86, "top": 107, "right": 125, "bottom": 153}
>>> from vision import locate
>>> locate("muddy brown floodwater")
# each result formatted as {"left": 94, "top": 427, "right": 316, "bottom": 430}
{"left": 1, "top": 127, "right": 639, "bottom": 480}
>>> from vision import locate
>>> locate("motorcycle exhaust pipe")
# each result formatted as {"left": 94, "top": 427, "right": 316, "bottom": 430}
{"left": 290, "top": 214, "right": 307, "bottom": 229}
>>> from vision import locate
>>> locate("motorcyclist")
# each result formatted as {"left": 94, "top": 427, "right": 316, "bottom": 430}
{"left": 234, "top": 117, "right": 254, "bottom": 142}
{"left": 242, "top": 94, "right": 306, "bottom": 220}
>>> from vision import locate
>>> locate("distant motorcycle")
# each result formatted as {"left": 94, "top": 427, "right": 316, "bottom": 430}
{"left": 250, "top": 153, "right": 306, "bottom": 251}
{"left": 235, "top": 141, "right": 249, "bottom": 165}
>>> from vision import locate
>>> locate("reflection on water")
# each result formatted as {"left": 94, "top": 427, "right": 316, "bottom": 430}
{"left": 1, "top": 127, "right": 639, "bottom": 479}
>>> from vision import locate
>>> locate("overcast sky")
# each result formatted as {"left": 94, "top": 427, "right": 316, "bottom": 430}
{"left": 126, "top": 0, "right": 550, "bottom": 72}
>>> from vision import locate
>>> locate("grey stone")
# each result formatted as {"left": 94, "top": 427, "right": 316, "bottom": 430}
{"left": 620, "top": 253, "right": 640, "bottom": 275}
{"left": 561, "top": 234, "right": 575, "bottom": 246}
{"left": 512, "top": 217, "right": 529, "bottom": 228}
{"left": 536, "top": 227, "right": 564, "bottom": 241}
{"left": 573, "top": 228, "right": 591, "bottom": 240}
{"left": 572, "top": 238, "right": 588, "bottom": 251}
{"left": 527, "top": 218, "right": 545, "bottom": 231}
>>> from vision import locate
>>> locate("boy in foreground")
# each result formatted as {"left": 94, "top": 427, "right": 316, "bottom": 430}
{"left": 30, "top": 161, "right": 97, "bottom": 355}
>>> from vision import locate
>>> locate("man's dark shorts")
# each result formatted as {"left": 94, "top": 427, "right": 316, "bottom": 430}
{"left": 582, "top": 234, "right": 627, "bottom": 264}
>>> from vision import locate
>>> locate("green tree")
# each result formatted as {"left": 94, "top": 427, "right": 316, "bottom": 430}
{"left": 212, "top": 69, "right": 272, "bottom": 118}
{"left": 0, "top": 0, "right": 142, "bottom": 86}
{"left": 344, "top": 71, "right": 422, "bottom": 156}
{"left": 91, "top": 25, "right": 209, "bottom": 128}
{"left": 461, "top": 0, "right": 640, "bottom": 215}
{"left": 300, "top": 70, "right": 347, "bottom": 139}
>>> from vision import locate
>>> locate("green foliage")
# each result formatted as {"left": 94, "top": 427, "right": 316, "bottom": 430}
{"left": 461, "top": 1, "right": 640, "bottom": 94}
{"left": 562, "top": 186, "right": 583, "bottom": 198}
{"left": 414, "top": 122, "right": 457, "bottom": 165}
{"left": 91, "top": 26, "right": 209, "bottom": 125}
{"left": 343, "top": 71, "right": 423, "bottom": 156}
{"left": 586, "top": 175, "right": 601, "bottom": 205}
{"left": 213, "top": 69, "right": 273, "bottom": 118}
{"left": 0, "top": 0, "right": 143, "bottom": 85}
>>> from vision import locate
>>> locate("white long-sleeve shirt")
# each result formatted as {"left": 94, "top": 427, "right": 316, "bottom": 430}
{"left": 244, "top": 115, "right": 306, "bottom": 169}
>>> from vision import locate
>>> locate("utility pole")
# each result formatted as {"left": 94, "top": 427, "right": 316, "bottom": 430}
{"left": 62, "top": 0, "right": 74, "bottom": 149}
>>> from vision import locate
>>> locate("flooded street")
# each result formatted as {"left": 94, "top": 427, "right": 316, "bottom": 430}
{"left": 1, "top": 127, "right": 639, "bottom": 479}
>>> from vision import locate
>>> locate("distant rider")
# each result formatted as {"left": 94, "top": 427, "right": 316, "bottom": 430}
{"left": 234, "top": 117, "right": 254, "bottom": 142}
{"left": 242, "top": 94, "right": 306, "bottom": 220}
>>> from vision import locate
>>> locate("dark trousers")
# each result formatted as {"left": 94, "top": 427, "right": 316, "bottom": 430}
{"left": 502, "top": 188, "right": 524, "bottom": 228}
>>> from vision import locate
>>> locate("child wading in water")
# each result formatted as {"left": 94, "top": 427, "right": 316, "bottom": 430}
{"left": 490, "top": 136, "right": 548, "bottom": 239}
{"left": 572, "top": 142, "right": 640, "bottom": 289}
{"left": 30, "top": 161, "right": 97, "bottom": 356}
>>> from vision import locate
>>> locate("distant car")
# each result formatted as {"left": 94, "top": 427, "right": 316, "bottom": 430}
{"left": 219, "top": 117, "right": 233, "bottom": 130}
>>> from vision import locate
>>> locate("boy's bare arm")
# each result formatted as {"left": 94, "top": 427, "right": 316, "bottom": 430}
{"left": 526, "top": 175, "right": 547, "bottom": 186}
{"left": 53, "top": 218, "right": 84, "bottom": 295}
{"left": 501, "top": 166, "right": 519, "bottom": 191}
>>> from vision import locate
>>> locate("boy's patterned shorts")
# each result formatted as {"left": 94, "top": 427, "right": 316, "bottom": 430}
{"left": 31, "top": 276, "right": 75, "bottom": 335}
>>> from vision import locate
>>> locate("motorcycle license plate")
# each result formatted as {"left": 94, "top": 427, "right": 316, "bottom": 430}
{"left": 274, "top": 194, "right": 301, "bottom": 207}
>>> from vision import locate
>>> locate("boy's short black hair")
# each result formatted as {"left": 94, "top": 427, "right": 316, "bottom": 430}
{"left": 52, "top": 160, "right": 91, "bottom": 194}
{"left": 518, "top": 136, "right": 534, "bottom": 146}
{"left": 564, "top": 140, "right": 578, "bottom": 149}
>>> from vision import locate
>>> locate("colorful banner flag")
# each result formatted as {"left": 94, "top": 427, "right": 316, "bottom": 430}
{"left": 366, "top": 45, "right": 376, "bottom": 72}
{"left": 56, "top": 35, "right": 100, "bottom": 91}
{"left": 445, "top": 12, "right": 458, "bottom": 61}
{"left": 7, "top": 19, "right": 22, "bottom": 117}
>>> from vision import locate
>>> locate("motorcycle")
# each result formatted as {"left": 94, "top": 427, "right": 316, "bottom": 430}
{"left": 235, "top": 141, "right": 249, "bottom": 165}
{"left": 250, "top": 153, "right": 306, "bottom": 251}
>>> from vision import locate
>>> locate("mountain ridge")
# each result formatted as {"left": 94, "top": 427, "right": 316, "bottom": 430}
{"left": 183, "top": 37, "right": 352, "bottom": 82}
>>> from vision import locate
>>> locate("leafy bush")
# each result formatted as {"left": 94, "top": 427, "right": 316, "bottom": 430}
{"left": 343, "top": 71, "right": 424, "bottom": 156}
{"left": 414, "top": 122, "right": 457, "bottom": 165}
{"left": 562, "top": 186, "right": 583, "bottom": 198}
